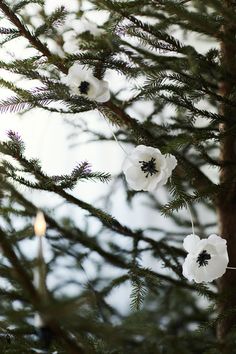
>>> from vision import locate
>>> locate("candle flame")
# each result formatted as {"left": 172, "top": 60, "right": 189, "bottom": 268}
{"left": 34, "top": 211, "right": 46, "bottom": 237}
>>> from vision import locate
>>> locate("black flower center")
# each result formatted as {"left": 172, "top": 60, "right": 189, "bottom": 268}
{"left": 79, "top": 81, "right": 90, "bottom": 95}
{"left": 196, "top": 250, "right": 211, "bottom": 267}
{"left": 139, "top": 157, "right": 158, "bottom": 178}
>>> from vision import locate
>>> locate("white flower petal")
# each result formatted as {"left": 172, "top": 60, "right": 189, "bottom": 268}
{"left": 208, "top": 234, "right": 227, "bottom": 253}
{"left": 183, "top": 234, "right": 200, "bottom": 253}
{"left": 146, "top": 177, "right": 158, "bottom": 191}
{"left": 95, "top": 81, "right": 111, "bottom": 102}
{"left": 86, "top": 77, "right": 101, "bottom": 100}
{"left": 122, "top": 157, "right": 132, "bottom": 173}
{"left": 208, "top": 234, "right": 226, "bottom": 244}
{"left": 133, "top": 152, "right": 152, "bottom": 163}
{"left": 147, "top": 171, "right": 165, "bottom": 191}
{"left": 136, "top": 145, "right": 161, "bottom": 156}
{"left": 182, "top": 255, "right": 196, "bottom": 281}
{"left": 96, "top": 90, "right": 111, "bottom": 103}
{"left": 155, "top": 153, "right": 166, "bottom": 169}
{"left": 124, "top": 165, "right": 150, "bottom": 191}
{"left": 159, "top": 170, "right": 169, "bottom": 186}
{"left": 130, "top": 180, "right": 149, "bottom": 191}
{"left": 203, "top": 255, "right": 228, "bottom": 281}
{"left": 193, "top": 265, "right": 209, "bottom": 283}
{"left": 125, "top": 168, "right": 149, "bottom": 191}
{"left": 124, "top": 166, "right": 144, "bottom": 182}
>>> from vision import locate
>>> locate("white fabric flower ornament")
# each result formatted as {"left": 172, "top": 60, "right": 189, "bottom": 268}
{"left": 62, "top": 63, "right": 110, "bottom": 103}
{"left": 123, "top": 145, "right": 177, "bottom": 191}
{"left": 182, "top": 234, "right": 229, "bottom": 283}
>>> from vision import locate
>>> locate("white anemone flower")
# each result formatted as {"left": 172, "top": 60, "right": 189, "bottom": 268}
{"left": 62, "top": 63, "right": 110, "bottom": 103}
{"left": 123, "top": 145, "right": 177, "bottom": 191}
{"left": 182, "top": 234, "right": 229, "bottom": 283}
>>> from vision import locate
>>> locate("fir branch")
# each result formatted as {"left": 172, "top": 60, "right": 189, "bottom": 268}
{"left": 130, "top": 275, "right": 147, "bottom": 311}
{"left": 0, "top": 96, "right": 34, "bottom": 113}
{"left": 35, "top": 6, "right": 67, "bottom": 36}
{"left": 0, "top": 95, "right": 55, "bottom": 113}
{"left": 0, "top": 0, "right": 68, "bottom": 74}
{"left": 0, "top": 27, "right": 19, "bottom": 34}
{"left": 160, "top": 0, "right": 222, "bottom": 38}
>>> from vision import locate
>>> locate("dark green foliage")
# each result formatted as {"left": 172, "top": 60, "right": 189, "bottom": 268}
{"left": 35, "top": 6, "right": 68, "bottom": 36}
{"left": 0, "top": 0, "right": 234, "bottom": 353}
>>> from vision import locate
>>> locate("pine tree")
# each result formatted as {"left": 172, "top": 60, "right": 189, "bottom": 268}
{"left": 0, "top": 0, "right": 235, "bottom": 353}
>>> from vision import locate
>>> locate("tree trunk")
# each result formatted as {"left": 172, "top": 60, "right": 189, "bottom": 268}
{"left": 217, "top": 1, "right": 236, "bottom": 351}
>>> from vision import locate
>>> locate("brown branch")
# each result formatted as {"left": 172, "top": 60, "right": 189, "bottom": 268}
{"left": 217, "top": 1, "right": 236, "bottom": 352}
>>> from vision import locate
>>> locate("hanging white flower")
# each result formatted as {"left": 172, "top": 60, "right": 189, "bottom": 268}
{"left": 123, "top": 145, "right": 177, "bottom": 191}
{"left": 182, "top": 234, "right": 229, "bottom": 283}
{"left": 62, "top": 63, "right": 110, "bottom": 103}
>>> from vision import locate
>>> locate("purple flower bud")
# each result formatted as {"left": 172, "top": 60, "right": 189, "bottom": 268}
{"left": 7, "top": 130, "right": 22, "bottom": 142}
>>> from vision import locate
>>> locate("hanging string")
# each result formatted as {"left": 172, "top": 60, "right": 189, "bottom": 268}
{"left": 102, "top": 116, "right": 130, "bottom": 158}
{"left": 227, "top": 266, "right": 236, "bottom": 270}
{"left": 184, "top": 200, "right": 195, "bottom": 236}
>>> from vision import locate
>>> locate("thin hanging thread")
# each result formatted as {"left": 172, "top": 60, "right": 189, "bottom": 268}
{"left": 103, "top": 116, "right": 129, "bottom": 157}
{"left": 184, "top": 200, "right": 195, "bottom": 236}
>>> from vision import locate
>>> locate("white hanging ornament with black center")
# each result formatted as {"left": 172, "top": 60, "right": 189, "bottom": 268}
{"left": 182, "top": 234, "right": 229, "bottom": 283}
{"left": 62, "top": 62, "right": 110, "bottom": 103}
{"left": 123, "top": 145, "right": 177, "bottom": 191}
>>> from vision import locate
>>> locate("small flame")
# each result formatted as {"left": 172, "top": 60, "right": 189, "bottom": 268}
{"left": 34, "top": 211, "right": 46, "bottom": 237}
